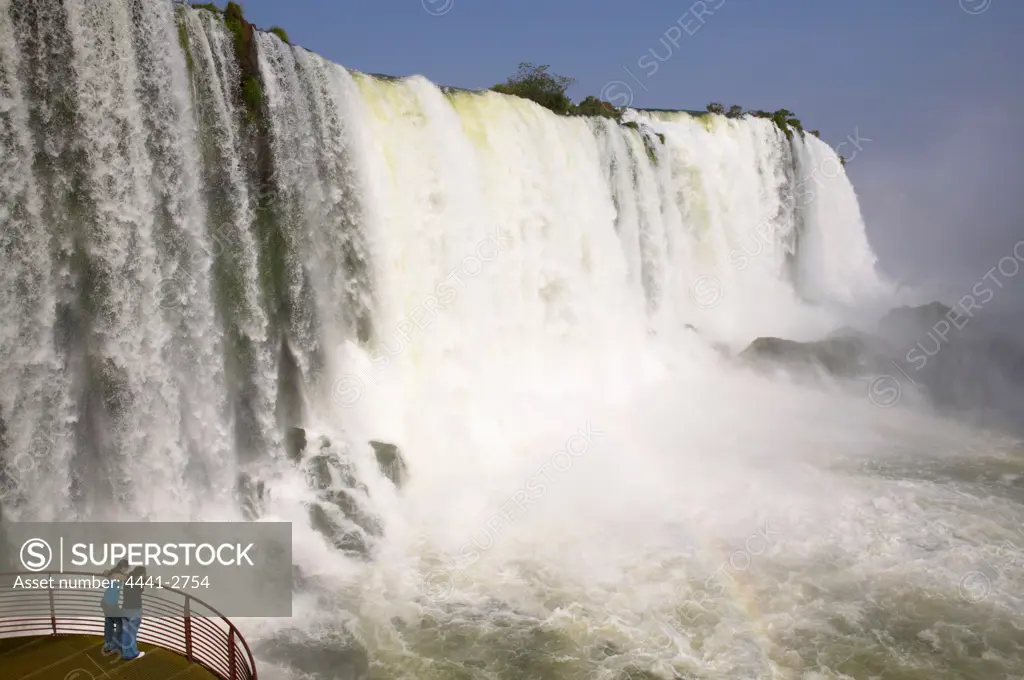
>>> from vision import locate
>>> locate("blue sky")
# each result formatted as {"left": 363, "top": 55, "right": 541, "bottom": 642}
{"left": 236, "top": 0, "right": 1023, "bottom": 316}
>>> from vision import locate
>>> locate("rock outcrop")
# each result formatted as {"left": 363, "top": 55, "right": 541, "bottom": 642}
{"left": 738, "top": 302, "right": 1024, "bottom": 435}
{"left": 369, "top": 440, "right": 407, "bottom": 488}
{"left": 739, "top": 335, "right": 870, "bottom": 377}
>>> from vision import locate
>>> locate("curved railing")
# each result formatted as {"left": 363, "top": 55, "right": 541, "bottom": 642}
{"left": 0, "top": 571, "right": 258, "bottom": 680}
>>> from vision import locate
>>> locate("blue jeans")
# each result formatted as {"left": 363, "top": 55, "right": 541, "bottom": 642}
{"left": 103, "top": 617, "right": 122, "bottom": 652}
{"left": 119, "top": 615, "right": 143, "bottom": 659}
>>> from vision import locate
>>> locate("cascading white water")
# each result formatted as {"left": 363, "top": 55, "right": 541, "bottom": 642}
{"left": 183, "top": 7, "right": 281, "bottom": 462}
{"left": 3, "top": 3, "right": 1022, "bottom": 679}
{"left": 789, "top": 133, "right": 889, "bottom": 307}
{"left": 0, "top": 0, "right": 76, "bottom": 520}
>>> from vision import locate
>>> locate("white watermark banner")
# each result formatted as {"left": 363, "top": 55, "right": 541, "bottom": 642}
{"left": 1, "top": 522, "right": 293, "bottom": 616}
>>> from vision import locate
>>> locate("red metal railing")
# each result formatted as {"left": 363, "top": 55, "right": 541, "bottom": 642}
{"left": 0, "top": 571, "right": 257, "bottom": 680}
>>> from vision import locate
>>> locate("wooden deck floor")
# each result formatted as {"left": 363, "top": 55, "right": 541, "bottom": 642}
{"left": 0, "top": 634, "right": 219, "bottom": 680}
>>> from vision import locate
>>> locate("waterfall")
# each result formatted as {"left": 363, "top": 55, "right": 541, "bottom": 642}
{"left": 16, "top": 5, "right": 1003, "bottom": 680}
{"left": 0, "top": 0, "right": 891, "bottom": 533}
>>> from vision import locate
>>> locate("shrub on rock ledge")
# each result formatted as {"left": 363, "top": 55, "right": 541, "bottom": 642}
{"left": 269, "top": 26, "right": 290, "bottom": 44}
{"left": 491, "top": 62, "right": 576, "bottom": 115}
{"left": 575, "top": 96, "right": 621, "bottom": 120}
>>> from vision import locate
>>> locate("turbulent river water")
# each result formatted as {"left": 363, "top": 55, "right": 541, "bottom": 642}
{"left": 1, "top": 2, "right": 1022, "bottom": 679}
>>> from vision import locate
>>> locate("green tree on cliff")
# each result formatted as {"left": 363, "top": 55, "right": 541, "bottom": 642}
{"left": 575, "top": 96, "right": 619, "bottom": 119}
{"left": 268, "top": 26, "right": 290, "bottom": 44}
{"left": 491, "top": 62, "right": 576, "bottom": 115}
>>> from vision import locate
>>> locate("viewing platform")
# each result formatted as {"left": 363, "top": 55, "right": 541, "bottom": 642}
{"left": 1, "top": 634, "right": 216, "bottom": 679}
{"left": 0, "top": 571, "right": 258, "bottom": 680}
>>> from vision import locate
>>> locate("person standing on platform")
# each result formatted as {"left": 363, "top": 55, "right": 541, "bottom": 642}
{"left": 119, "top": 565, "right": 147, "bottom": 661}
{"left": 100, "top": 559, "right": 129, "bottom": 656}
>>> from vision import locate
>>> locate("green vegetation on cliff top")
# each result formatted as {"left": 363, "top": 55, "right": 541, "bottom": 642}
{"left": 488, "top": 62, "right": 667, "bottom": 163}
{"left": 268, "top": 27, "right": 290, "bottom": 44}
{"left": 188, "top": 2, "right": 289, "bottom": 44}
{"left": 704, "top": 101, "right": 843, "bottom": 163}
{"left": 179, "top": 5, "right": 835, "bottom": 161}
{"left": 487, "top": 64, "right": 833, "bottom": 156}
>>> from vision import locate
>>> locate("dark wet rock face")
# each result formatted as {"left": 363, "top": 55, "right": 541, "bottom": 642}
{"left": 284, "top": 428, "right": 382, "bottom": 559}
{"left": 739, "top": 302, "right": 1024, "bottom": 435}
{"left": 322, "top": 489, "right": 382, "bottom": 537}
{"left": 306, "top": 502, "right": 372, "bottom": 560}
{"left": 306, "top": 453, "right": 332, "bottom": 491}
{"left": 284, "top": 426, "right": 307, "bottom": 462}
{"left": 740, "top": 335, "right": 869, "bottom": 377}
{"left": 873, "top": 303, "right": 1024, "bottom": 430}
{"left": 369, "top": 439, "right": 407, "bottom": 488}
{"left": 307, "top": 450, "right": 367, "bottom": 494}
{"left": 877, "top": 301, "right": 960, "bottom": 341}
